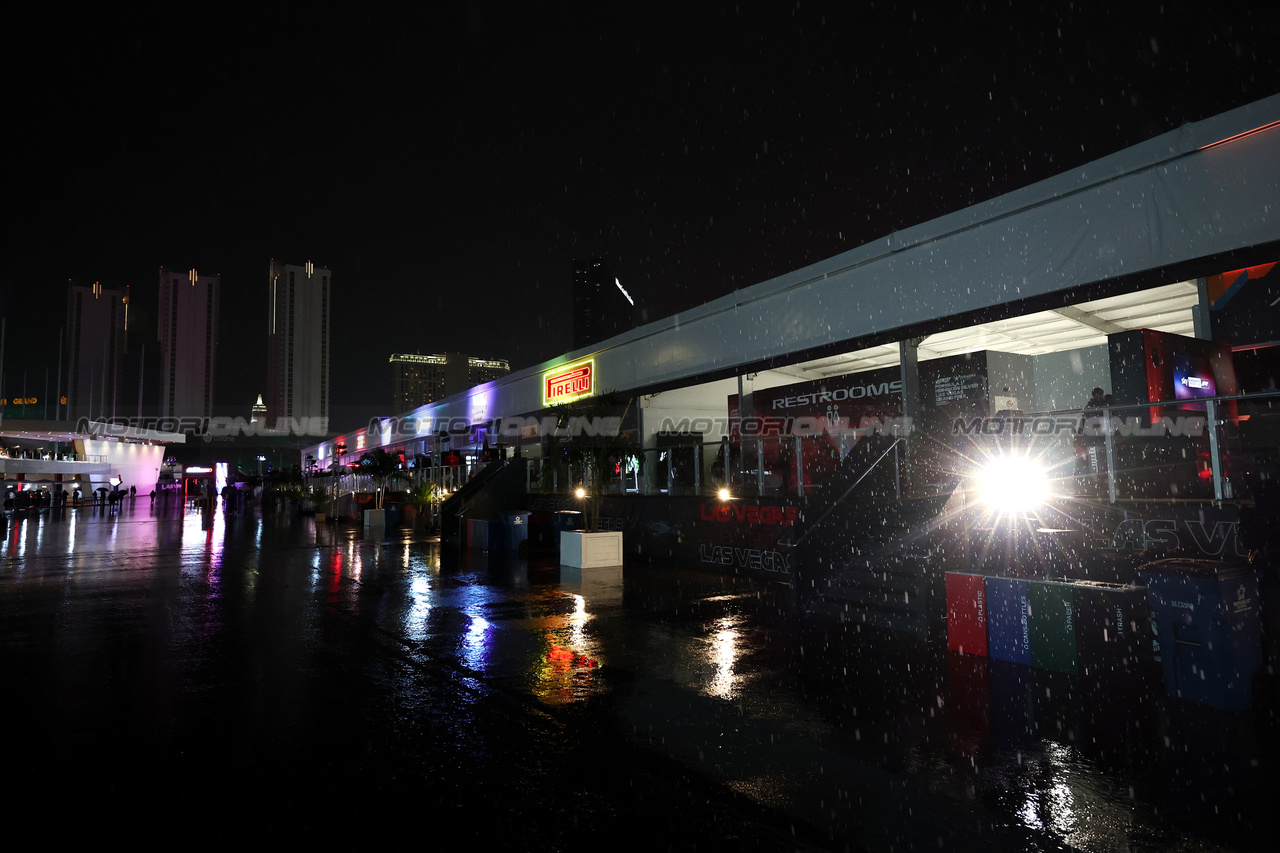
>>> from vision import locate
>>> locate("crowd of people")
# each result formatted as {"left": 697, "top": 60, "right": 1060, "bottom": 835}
{"left": 3, "top": 482, "right": 139, "bottom": 510}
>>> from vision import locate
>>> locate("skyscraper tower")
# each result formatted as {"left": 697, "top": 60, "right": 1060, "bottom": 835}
{"left": 389, "top": 352, "right": 510, "bottom": 412}
{"left": 572, "top": 257, "right": 637, "bottom": 351}
{"left": 158, "top": 267, "right": 219, "bottom": 421}
{"left": 64, "top": 280, "right": 128, "bottom": 422}
{"left": 266, "top": 259, "right": 330, "bottom": 431}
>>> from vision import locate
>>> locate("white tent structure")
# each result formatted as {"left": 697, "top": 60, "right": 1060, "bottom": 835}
{"left": 308, "top": 94, "right": 1280, "bottom": 468}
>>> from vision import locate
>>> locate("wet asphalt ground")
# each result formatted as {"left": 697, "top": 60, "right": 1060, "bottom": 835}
{"left": 3, "top": 497, "right": 1279, "bottom": 851}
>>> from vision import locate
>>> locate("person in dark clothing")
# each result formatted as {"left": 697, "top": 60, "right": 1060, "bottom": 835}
{"left": 1079, "top": 387, "right": 1111, "bottom": 486}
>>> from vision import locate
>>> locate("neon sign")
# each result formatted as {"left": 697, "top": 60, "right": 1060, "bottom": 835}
{"left": 543, "top": 358, "right": 595, "bottom": 406}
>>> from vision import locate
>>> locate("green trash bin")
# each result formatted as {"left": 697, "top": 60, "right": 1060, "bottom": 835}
{"left": 1029, "top": 579, "right": 1077, "bottom": 675}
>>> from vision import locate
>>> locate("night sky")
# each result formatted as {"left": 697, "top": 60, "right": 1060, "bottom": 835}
{"left": 4, "top": 2, "right": 1278, "bottom": 432}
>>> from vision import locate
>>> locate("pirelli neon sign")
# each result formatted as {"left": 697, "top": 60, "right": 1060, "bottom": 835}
{"left": 543, "top": 358, "right": 595, "bottom": 406}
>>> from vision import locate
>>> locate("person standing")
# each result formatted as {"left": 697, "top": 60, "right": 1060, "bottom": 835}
{"left": 1079, "top": 387, "right": 1110, "bottom": 485}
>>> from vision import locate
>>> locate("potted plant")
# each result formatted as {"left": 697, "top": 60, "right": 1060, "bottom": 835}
{"left": 406, "top": 480, "right": 440, "bottom": 532}
{"left": 357, "top": 448, "right": 403, "bottom": 528}
{"left": 548, "top": 393, "right": 638, "bottom": 569}
{"left": 311, "top": 485, "right": 329, "bottom": 522}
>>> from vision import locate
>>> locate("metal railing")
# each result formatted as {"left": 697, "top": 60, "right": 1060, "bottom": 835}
{"left": 314, "top": 390, "right": 1279, "bottom": 507}
{"left": 955, "top": 390, "right": 1280, "bottom": 504}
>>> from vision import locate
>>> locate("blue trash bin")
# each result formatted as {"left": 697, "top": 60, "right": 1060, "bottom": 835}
{"left": 502, "top": 511, "right": 531, "bottom": 551}
{"left": 552, "top": 510, "right": 583, "bottom": 550}
{"left": 1139, "top": 559, "right": 1262, "bottom": 711}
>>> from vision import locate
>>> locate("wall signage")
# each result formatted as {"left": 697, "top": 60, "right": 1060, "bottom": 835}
{"left": 544, "top": 358, "right": 595, "bottom": 406}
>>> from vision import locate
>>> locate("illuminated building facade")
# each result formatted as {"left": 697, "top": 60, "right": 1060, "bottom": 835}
{"left": 572, "top": 257, "right": 638, "bottom": 350}
{"left": 390, "top": 352, "right": 510, "bottom": 412}
{"left": 266, "top": 259, "right": 330, "bottom": 430}
{"left": 158, "top": 267, "right": 219, "bottom": 420}
{"left": 64, "top": 280, "right": 128, "bottom": 421}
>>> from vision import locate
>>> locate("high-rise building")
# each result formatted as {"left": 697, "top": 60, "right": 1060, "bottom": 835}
{"left": 468, "top": 356, "right": 510, "bottom": 388}
{"left": 64, "top": 280, "right": 128, "bottom": 422}
{"left": 158, "top": 267, "right": 219, "bottom": 420}
{"left": 389, "top": 352, "right": 510, "bottom": 413}
{"left": 250, "top": 393, "right": 267, "bottom": 427}
{"left": 572, "top": 257, "right": 638, "bottom": 350}
{"left": 266, "top": 259, "right": 330, "bottom": 431}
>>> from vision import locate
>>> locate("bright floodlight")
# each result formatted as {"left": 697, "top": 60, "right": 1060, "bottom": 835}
{"left": 718, "top": 488, "right": 731, "bottom": 501}
{"left": 976, "top": 455, "right": 1050, "bottom": 514}
{"left": 575, "top": 487, "right": 586, "bottom": 499}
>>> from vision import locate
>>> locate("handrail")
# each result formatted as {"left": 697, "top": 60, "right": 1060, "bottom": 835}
{"left": 443, "top": 458, "right": 509, "bottom": 519}
{"left": 790, "top": 438, "right": 903, "bottom": 546}
{"left": 982, "top": 388, "right": 1280, "bottom": 421}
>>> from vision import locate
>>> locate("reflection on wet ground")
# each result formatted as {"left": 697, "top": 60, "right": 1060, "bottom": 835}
{"left": 3, "top": 498, "right": 1277, "bottom": 850}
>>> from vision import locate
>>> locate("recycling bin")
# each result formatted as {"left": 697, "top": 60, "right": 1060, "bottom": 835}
{"left": 986, "top": 577, "right": 1032, "bottom": 666}
{"left": 527, "top": 511, "right": 555, "bottom": 547}
{"left": 466, "top": 518, "right": 495, "bottom": 551}
{"left": 1028, "top": 579, "right": 1077, "bottom": 675}
{"left": 552, "top": 510, "right": 583, "bottom": 549}
{"left": 1139, "top": 559, "right": 1262, "bottom": 711}
{"left": 501, "top": 511, "right": 531, "bottom": 551}
{"left": 946, "top": 572, "right": 989, "bottom": 656}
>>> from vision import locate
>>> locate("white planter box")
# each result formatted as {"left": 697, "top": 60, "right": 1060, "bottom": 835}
{"left": 560, "top": 530, "right": 623, "bottom": 568}
{"left": 363, "top": 508, "right": 386, "bottom": 528}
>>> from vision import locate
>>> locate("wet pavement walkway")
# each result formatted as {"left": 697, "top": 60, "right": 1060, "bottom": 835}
{"left": 3, "top": 498, "right": 1278, "bottom": 851}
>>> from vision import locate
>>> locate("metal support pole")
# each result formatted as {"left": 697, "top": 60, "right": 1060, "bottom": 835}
{"left": 899, "top": 336, "right": 926, "bottom": 487}
{"left": 894, "top": 442, "right": 901, "bottom": 500}
{"left": 757, "top": 440, "right": 764, "bottom": 495}
{"left": 1192, "top": 277, "right": 1213, "bottom": 340}
{"left": 1103, "top": 407, "right": 1118, "bottom": 504}
{"left": 795, "top": 434, "right": 804, "bottom": 497}
{"left": 1206, "top": 399, "right": 1225, "bottom": 501}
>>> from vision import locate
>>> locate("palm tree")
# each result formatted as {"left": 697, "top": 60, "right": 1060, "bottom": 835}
{"left": 357, "top": 448, "right": 403, "bottom": 510}
{"left": 406, "top": 480, "right": 440, "bottom": 530}
{"left": 546, "top": 392, "right": 639, "bottom": 531}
